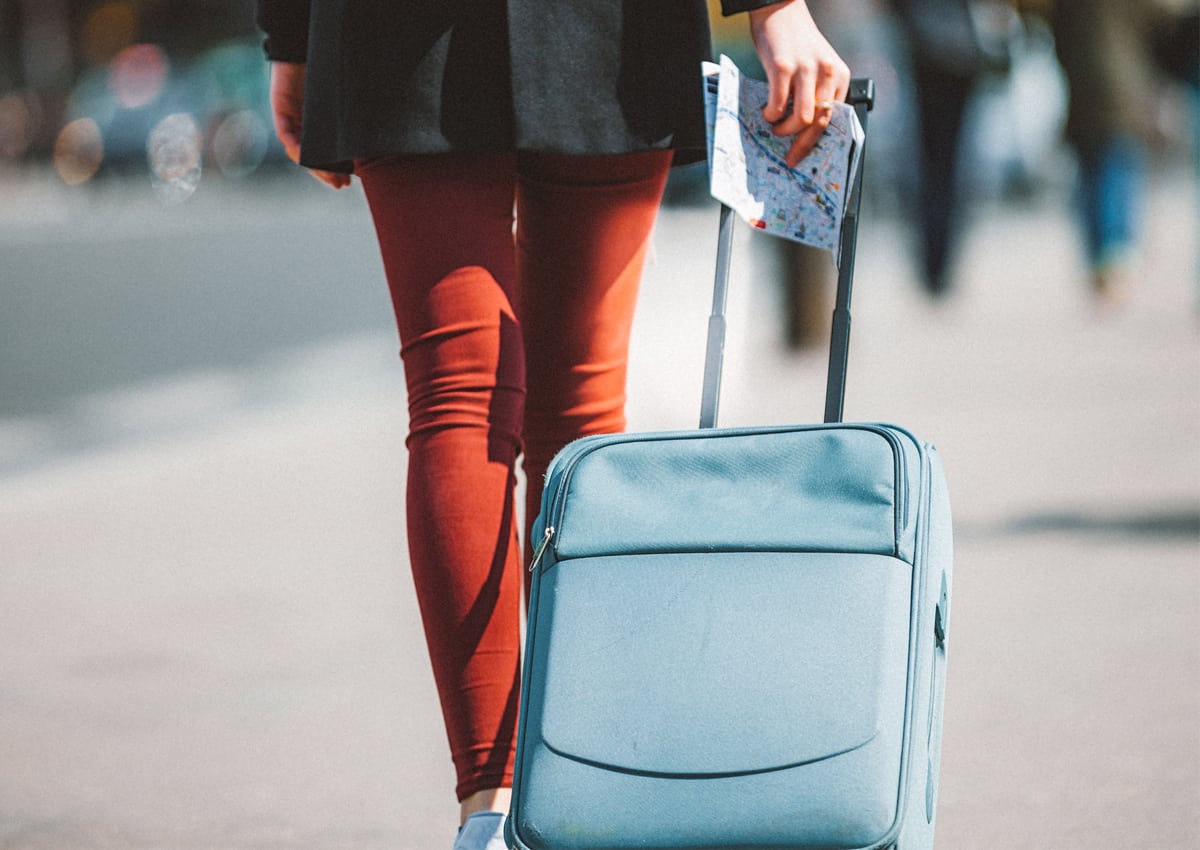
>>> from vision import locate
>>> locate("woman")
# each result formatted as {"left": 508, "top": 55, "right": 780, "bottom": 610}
{"left": 254, "top": 1, "right": 849, "bottom": 846}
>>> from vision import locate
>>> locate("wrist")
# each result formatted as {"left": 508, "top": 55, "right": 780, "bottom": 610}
{"left": 747, "top": 0, "right": 808, "bottom": 22}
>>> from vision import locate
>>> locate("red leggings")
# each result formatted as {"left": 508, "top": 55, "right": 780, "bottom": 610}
{"left": 357, "top": 150, "right": 672, "bottom": 801}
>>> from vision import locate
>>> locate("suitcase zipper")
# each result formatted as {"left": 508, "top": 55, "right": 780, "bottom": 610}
{"left": 874, "top": 426, "right": 910, "bottom": 545}
{"left": 540, "top": 433, "right": 630, "bottom": 558}
{"left": 528, "top": 525, "right": 555, "bottom": 573}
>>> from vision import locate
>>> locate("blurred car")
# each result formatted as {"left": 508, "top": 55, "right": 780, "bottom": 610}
{"left": 59, "top": 38, "right": 286, "bottom": 187}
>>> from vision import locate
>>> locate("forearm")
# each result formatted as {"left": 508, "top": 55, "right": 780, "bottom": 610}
{"left": 255, "top": 0, "right": 311, "bottom": 62}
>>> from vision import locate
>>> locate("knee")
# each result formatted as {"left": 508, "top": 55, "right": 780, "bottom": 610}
{"left": 400, "top": 268, "right": 526, "bottom": 445}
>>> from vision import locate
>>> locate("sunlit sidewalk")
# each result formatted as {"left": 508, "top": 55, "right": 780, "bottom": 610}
{"left": 1, "top": 167, "right": 1197, "bottom": 849}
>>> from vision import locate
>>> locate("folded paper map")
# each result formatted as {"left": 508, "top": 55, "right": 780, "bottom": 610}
{"left": 704, "top": 55, "right": 864, "bottom": 257}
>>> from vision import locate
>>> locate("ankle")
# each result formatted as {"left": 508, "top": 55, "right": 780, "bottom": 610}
{"left": 459, "top": 787, "right": 512, "bottom": 826}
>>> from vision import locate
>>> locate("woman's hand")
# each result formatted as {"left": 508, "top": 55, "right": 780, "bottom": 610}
{"left": 747, "top": 0, "right": 851, "bottom": 167}
{"left": 268, "top": 61, "right": 351, "bottom": 189}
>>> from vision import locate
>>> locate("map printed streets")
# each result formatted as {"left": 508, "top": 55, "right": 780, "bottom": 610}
{"left": 705, "top": 55, "right": 864, "bottom": 256}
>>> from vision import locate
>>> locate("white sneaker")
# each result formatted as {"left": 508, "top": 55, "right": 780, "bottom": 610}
{"left": 453, "top": 811, "right": 508, "bottom": 850}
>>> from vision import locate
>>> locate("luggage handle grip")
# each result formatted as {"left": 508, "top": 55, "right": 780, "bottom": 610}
{"left": 699, "top": 78, "right": 874, "bottom": 430}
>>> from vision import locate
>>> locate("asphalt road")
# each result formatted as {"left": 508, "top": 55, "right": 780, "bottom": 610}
{"left": 1, "top": 164, "right": 1197, "bottom": 850}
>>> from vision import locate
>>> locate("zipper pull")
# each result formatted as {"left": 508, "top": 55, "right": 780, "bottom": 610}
{"left": 529, "top": 526, "right": 555, "bottom": 573}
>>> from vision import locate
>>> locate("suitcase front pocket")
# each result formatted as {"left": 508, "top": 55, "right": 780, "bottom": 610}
{"left": 517, "top": 550, "right": 914, "bottom": 850}
{"left": 545, "top": 426, "right": 912, "bottom": 563}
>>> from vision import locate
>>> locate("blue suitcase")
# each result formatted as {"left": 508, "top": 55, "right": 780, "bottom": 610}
{"left": 508, "top": 82, "right": 953, "bottom": 850}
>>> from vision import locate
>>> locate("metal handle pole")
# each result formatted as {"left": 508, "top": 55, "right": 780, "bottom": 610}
{"left": 699, "top": 203, "right": 736, "bottom": 429}
{"left": 823, "top": 79, "right": 874, "bottom": 424}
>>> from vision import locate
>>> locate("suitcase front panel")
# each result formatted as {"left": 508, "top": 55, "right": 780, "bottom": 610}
{"left": 533, "top": 551, "right": 911, "bottom": 775}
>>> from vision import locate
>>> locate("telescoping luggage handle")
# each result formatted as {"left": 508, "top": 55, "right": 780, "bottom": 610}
{"left": 699, "top": 78, "right": 875, "bottom": 430}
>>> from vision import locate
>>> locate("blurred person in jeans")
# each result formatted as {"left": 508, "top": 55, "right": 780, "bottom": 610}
{"left": 255, "top": 2, "right": 849, "bottom": 848}
{"left": 1050, "top": 0, "right": 1190, "bottom": 303}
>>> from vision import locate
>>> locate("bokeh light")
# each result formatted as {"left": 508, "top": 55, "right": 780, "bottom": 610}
{"left": 109, "top": 43, "right": 170, "bottom": 110}
{"left": 53, "top": 118, "right": 104, "bottom": 185}
{"left": 0, "top": 92, "right": 40, "bottom": 160}
{"left": 211, "top": 108, "right": 269, "bottom": 179}
{"left": 147, "top": 112, "right": 202, "bottom": 203}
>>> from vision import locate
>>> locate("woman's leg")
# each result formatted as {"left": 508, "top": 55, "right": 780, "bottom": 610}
{"left": 356, "top": 148, "right": 671, "bottom": 823}
{"left": 357, "top": 153, "right": 524, "bottom": 816}
{"left": 514, "top": 150, "right": 673, "bottom": 568}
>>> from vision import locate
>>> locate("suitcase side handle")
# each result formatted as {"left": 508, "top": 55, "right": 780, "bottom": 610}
{"left": 699, "top": 78, "right": 874, "bottom": 430}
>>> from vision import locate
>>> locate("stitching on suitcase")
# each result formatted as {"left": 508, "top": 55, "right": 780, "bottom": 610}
{"left": 539, "top": 730, "right": 882, "bottom": 780}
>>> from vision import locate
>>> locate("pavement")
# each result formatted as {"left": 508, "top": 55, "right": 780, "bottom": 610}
{"left": 1, "top": 163, "right": 1197, "bottom": 850}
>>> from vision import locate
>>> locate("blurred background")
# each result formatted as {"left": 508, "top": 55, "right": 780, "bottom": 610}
{"left": 1, "top": 0, "right": 1196, "bottom": 417}
{"left": 1, "top": 1, "right": 1198, "bottom": 848}
{"left": 0, "top": 0, "right": 278, "bottom": 191}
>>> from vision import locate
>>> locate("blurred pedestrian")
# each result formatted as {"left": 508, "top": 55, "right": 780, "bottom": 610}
{"left": 892, "top": 0, "right": 1018, "bottom": 297}
{"left": 1049, "top": 0, "right": 1187, "bottom": 303}
{"left": 254, "top": 2, "right": 848, "bottom": 848}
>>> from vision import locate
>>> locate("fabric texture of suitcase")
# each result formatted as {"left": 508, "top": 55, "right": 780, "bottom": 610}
{"left": 507, "top": 81, "right": 953, "bottom": 850}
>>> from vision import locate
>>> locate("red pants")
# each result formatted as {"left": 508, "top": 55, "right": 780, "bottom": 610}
{"left": 357, "top": 150, "right": 672, "bottom": 801}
